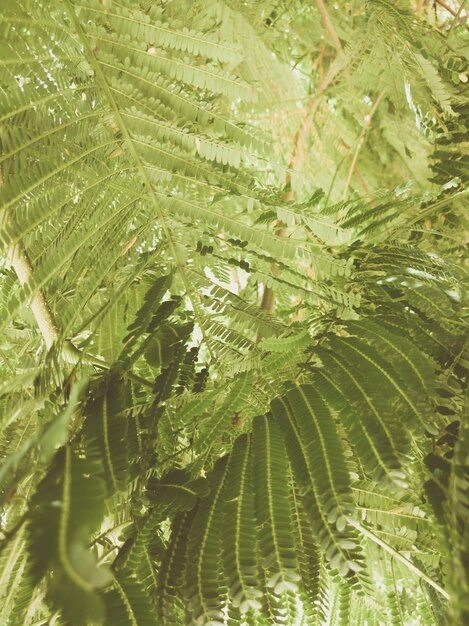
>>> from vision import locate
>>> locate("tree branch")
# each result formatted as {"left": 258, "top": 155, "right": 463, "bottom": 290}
{"left": 315, "top": 0, "right": 342, "bottom": 53}
{"left": 8, "top": 244, "right": 60, "bottom": 350}
{"left": 5, "top": 240, "right": 156, "bottom": 391}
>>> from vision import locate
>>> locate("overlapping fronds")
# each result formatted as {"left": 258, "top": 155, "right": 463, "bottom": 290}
{"left": 0, "top": 0, "right": 467, "bottom": 625}
{"left": 0, "top": 0, "right": 354, "bottom": 355}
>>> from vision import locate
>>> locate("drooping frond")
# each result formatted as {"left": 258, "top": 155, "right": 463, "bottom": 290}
{"left": 27, "top": 446, "right": 111, "bottom": 624}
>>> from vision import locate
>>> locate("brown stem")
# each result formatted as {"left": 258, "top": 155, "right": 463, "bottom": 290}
{"left": 260, "top": 285, "right": 275, "bottom": 315}
{"left": 315, "top": 0, "right": 343, "bottom": 53}
{"left": 340, "top": 142, "right": 372, "bottom": 199}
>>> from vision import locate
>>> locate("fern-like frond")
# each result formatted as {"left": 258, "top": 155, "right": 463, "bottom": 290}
{"left": 271, "top": 385, "right": 363, "bottom": 576}
{"left": 27, "top": 446, "right": 111, "bottom": 624}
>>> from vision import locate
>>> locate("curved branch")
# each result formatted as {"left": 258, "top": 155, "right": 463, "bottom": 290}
{"left": 8, "top": 243, "right": 60, "bottom": 350}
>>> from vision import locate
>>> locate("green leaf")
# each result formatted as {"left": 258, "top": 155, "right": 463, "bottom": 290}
{"left": 103, "top": 570, "right": 159, "bottom": 626}
{"left": 221, "top": 434, "right": 263, "bottom": 614}
{"left": 184, "top": 457, "right": 230, "bottom": 625}
{"left": 252, "top": 414, "right": 300, "bottom": 623}
{"left": 83, "top": 378, "right": 131, "bottom": 495}
{"left": 271, "top": 385, "right": 363, "bottom": 576}
{"left": 27, "top": 446, "right": 111, "bottom": 624}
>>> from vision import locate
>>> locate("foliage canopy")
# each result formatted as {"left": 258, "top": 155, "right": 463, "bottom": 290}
{"left": 0, "top": 1, "right": 468, "bottom": 624}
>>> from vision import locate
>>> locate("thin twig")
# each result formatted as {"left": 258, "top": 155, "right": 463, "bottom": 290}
{"left": 349, "top": 518, "right": 450, "bottom": 600}
{"left": 448, "top": 0, "right": 468, "bottom": 32}
{"left": 436, "top": 0, "right": 469, "bottom": 30}
{"left": 339, "top": 140, "right": 374, "bottom": 201}
{"left": 341, "top": 91, "right": 385, "bottom": 200}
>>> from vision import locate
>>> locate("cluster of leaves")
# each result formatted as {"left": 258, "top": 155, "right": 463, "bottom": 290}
{"left": 0, "top": 1, "right": 467, "bottom": 625}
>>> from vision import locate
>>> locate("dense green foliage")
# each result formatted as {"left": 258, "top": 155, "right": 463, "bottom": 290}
{"left": 0, "top": 0, "right": 468, "bottom": 624}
